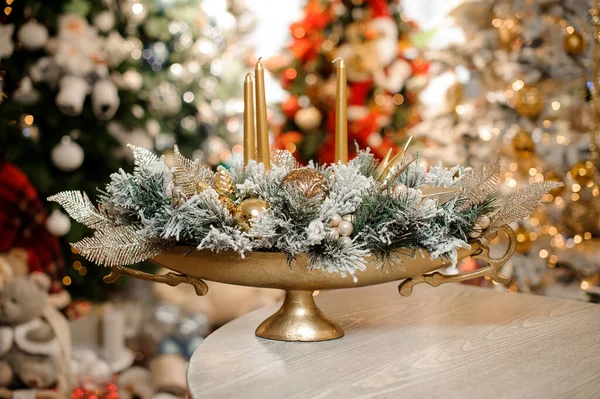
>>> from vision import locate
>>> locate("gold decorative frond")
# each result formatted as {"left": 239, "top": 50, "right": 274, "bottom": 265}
{"left": 173, "top": 145, "right": 214, "bottom": 197}
{"left": 128, "top": 144, "right": 159, "bottom": 173}
{"left": 488, "top": 181, "right": 564, "bottom": 233}
{"left": 378, "top": 136, "right": 413, "bottom": 182}
{"left": 455, "top": 156, "right": 501, "bottom": 210}
{"left": 419, "top": 186, "right": 460, "bottom": 204}
{"left": 213, "top": 167, "right": 234, "bottom": 197}
{"left": 71, "top": 225, "right": 172, "bottom": 267}
{"left": 271, "top": 149, "right": 298, "bottom": 170}
{"left": 48, "top": 191, "right": 112, "bottom": 230}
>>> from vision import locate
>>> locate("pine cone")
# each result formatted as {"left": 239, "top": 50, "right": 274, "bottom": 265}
{"left": 213, "top": 167, "right": 234, "bottom": 197}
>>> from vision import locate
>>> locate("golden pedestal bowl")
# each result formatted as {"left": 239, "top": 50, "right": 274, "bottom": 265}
{"left": 104, "top": 226, "right": 516, "bottom": 342}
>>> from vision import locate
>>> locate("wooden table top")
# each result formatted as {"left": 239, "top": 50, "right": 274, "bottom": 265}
{"left": 187, "top": 283, "right": 600, "bottom": 399}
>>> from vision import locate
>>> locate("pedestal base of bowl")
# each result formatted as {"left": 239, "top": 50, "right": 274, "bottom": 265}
{"left": 255, "top": 290, "right": 344, "bottom": 342}
{"left": 103, "top": 226, "right": 516, "bottom": 342}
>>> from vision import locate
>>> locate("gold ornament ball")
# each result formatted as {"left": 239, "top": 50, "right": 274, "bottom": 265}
{"left": 476, "top": 215, "right": 491, "bottom": 230}
{"left": 512, "top": 130, "right": 535, "bottom": 159}
{"left": 281, "top": 168, "right": 330, "bottom": 200}
{"left": 235, "top": 198, "right": 268, "bottom": 230}
{"left": 497, "top": 19, "right": 519, "bottom": 50}
{"left": 514, "top": 226, "right": 532, "bottom": 253}
{"left": 564, "top": 31, "right": 586, "bottom": 55}
{"left": 570, "top": 161, "right": 594, "bottom": 185}
{"left": 514, "top": 86, "right": 544, "bottom": 118}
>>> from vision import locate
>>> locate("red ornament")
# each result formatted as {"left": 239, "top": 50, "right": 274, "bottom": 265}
{"left": 281, "top": 96, "right": 301, "bottom": 118}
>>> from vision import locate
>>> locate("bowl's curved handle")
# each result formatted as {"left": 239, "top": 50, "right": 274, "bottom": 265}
{"left": 398, "top": 225, "right": 516, "bottom": 296}
{"left": 103, "top": 265, "right": 209, "bottom": 296}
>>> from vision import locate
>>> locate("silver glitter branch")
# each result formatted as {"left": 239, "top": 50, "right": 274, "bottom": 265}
{"left": 71, "top": 225, "right": 173, "bottom": 267}
{"left": 48, "top": 191, "right": 112, "bottom": 230}
{"left": 488, "top": 181, "right": 564, "bottom": 234}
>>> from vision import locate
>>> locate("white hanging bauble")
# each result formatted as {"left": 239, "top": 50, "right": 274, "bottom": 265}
{"left": 121, "top": 69, "right": 143, "bottom": 92}
{"left": 51, "top": 136, "right": 84, "bottom": 172}
{"left": 56, "top": 75, "right": 89, "bottom": 116}
{"left": 94, "top": 11, "right": 115, "bottom": 33}
{"left": 146, "top": 119, "right": 161, "bottom": 136}
{"left": 294, "top": 106, "right": 322, "bottom": 131}
{"left": 17, "top": 20, "right": 49, "bottom": 51}
{"left": 45, "top": 209, "right": 71, "bottom": 237}
{"left": 92, "top": 80, "right": 120, "bottom": 120}
{"left": 13, "top": 77, "right": 39, "bottom": 105}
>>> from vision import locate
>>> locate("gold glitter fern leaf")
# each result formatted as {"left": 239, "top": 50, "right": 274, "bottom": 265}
{"left": 455, "top": 156, "right": 501, "bottom": 210}
{"left": 48, "top": 191, "right": 112, "bottom": 230}
{"left": 488, "top": 181, "right": 564, "bottom": 234}
{"left": 173, "top": 145, "right": 214, "bottom": 197}
{"left": 71, "top": 225, "right": 172, "bottom": 267}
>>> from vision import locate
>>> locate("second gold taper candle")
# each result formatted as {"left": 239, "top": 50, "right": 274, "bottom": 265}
{"left": 334, "top": 58, "right": 348, "bottom": 164}
{"left": 243, "top": 73, "right": 255, "bottom": 166}
{"left": 255, "top": 58, "right": 270, "bottom": 170}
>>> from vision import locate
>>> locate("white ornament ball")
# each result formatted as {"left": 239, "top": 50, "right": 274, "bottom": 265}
{"left": 46, "top": 210, "right": 71, "bottom": 237}
{"left": 294, "top": 106, "right": 322, "bottom": 131}
{"left": 468, "top": 227, "right": 482, "bottom": 239}
{"left": 51, "top": 136, "right": 84, "bottom": 172}
{"left": 122, "top": 69, "right": 143, "bottom": 92}
{"left": 393, "top": 182, "right": 407, "bottom": 197}
{"left": 17, "top": 20, "right": 49, "bottom": 50}
{"left": 338, "top": 221, "right": 353, "bottom": 237}
{"left": 146, "top": 119, "right": 161, "bottom": 136}
{"left": 331, "top": 214, "right": 342, "bottom": 227}
{"left": 94, "top": 11, "right": 115, "bottom": 33}
{"left": 476, "top": 215, "right": 491, "bottom": 229}
{"left": 329, "top": 228, "right": 340, "bottom": 240}
{"left": 339, "top": 236, "right": 352, "bottom": 247}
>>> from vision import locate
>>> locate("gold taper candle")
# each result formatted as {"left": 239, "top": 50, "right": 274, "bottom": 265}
{"left": 255, "top": 58, "right": 270, "bottom": 169}
{"left": 243, "top": 73, "right": 256, "bottom": 166}
{"left": 334, "top": 58, "right": 348, "bottom": 164}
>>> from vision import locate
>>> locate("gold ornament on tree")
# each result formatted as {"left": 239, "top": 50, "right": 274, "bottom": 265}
{"left": 514, "top": 86, "right": 544, "bottom": 118}
{"left": 564, "top": 30, "right": 586, "bottom": 56}
{"left": 570, "top": 161, "right": 594, "bottom": 185}
{"left": 497, "top": 19, "right": 520, "bottom": 50}
{"left": 512, "top": 129, "right": 535, "bottom": 159}
{"left": 281, "top": 168, "right": 330, "bottom": 200}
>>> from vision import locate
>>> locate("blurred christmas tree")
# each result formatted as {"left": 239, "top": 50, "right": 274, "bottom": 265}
{"left": 410, "top": 0, "right": 600, "bottom": 301}
{"left": 0, "top": 0, "right": 253, "bottom": 298}
{"left": 267, "top": 0, "right": 428, "bottom": 164}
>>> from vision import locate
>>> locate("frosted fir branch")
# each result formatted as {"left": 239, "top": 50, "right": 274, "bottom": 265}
{"left": 198, "top": 225, "right": 252, "bottom": 256}
{"left": 319, "top": 162, "right": 375, "bottom": 219}
{"left": 307, "top": 237, "right": 369, "bottom": 278}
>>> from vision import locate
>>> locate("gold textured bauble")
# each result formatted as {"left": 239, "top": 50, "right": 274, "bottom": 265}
{"left": 544, "top": 171, "right": 565, "bottom": 196}
{"left": 213, "top": 168, "right": 234, "bottom": 197}
{"left": 570, "top": 161, "right": 594, "bottom": 185}
{"left": 281, "top": 168, "right": 330, "bottom": 200}
{"left": 235, "top": 198, "right": 268, "bottom": 230}
{"left": 497, "top": 19, "right": 519, "bottom": 50}
{"left": 514, "top": 226, "right": 532, "bottom": 253}
{"left": 512, "top": 130, "right": 535, "bottom": 159}
{"left": 514, "top": 86, "right": 544, "bottom": 118}
{"left": 564, "top": 31, "right": 586, "bottom": 56}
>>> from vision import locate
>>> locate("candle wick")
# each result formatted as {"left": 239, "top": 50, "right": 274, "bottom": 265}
{"left": 257, "top": 56, "right": 263, "bottom": 63}
{"left": 331, "top": 57, "right": 344, "bottom": 65}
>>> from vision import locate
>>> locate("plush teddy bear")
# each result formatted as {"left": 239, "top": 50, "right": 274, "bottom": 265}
{"left": 0, "top": 273, "right": 59, "bottom": 389}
